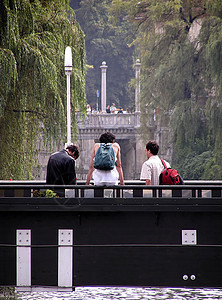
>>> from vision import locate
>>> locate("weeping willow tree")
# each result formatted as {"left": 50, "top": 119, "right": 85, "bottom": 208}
{"left": 110, "top": 0, "right": 222, "bottom": 179}
{"left": 0, "top": 0, "right": 86, "bottom": 179}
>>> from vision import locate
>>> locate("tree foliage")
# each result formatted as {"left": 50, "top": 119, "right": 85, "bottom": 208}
{"left": 72, "top": 0, "right": 135, "bottom": 110}
{"left": 110, "top": 0, "right": 222, "bottom": 179}
{"left": 0, "top": 0, "right": 86, "bottom": 179}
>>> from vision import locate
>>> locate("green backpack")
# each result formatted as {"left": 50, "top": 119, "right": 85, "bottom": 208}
{"left": 94, "top": 143, "right": 115, "bottom": 170}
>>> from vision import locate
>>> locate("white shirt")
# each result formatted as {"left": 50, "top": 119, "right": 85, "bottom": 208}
{"left": 110, "top": 105, "right": 116, "bottom": 113}
{"left": 140, "top": 155, "right": 170, "bottom": 185}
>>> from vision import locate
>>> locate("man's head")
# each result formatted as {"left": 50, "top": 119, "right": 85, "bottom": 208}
{"left": 66, "top": 144, "right": 80, "bottom": 159}
{"left": 146, "top": 140, "right": 159, "bottom": 157}
{"left": 99, "top": 132, "right": 115, "bottom": 144}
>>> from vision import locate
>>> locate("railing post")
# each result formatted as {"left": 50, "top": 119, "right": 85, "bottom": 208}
{"left": 94, "top": 188, "right": 104, "bottom": 197}
{"left": 172, "top": 189, "right": 182, "bottom": 197}
{"left": 133, "top": 188, "right": 143, "bottom": 197}
{"left": 212, "top": 189, "right": 221, "bottom": 197}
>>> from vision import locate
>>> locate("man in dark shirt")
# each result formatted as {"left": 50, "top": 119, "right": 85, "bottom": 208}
{"left": 46, "top": 144, "right": 79, "bottom": 195}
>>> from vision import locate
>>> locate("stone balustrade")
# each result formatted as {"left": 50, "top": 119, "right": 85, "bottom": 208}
{"left": 77, "top": 112, "right": 141, "bottom": 129}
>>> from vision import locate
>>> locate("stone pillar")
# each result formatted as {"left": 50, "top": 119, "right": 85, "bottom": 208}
{"left": 135, "top": 59, "right": 141, "bottom": 112}
{"left": 100, "top": 61, "right": 108, "bottom": 112}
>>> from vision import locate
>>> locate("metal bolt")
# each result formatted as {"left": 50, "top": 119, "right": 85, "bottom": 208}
{"left": 183, "top": 275, "right": 188, "bottom": 280}
{"left": 191, "top": 275, "right": 196, "bottom": 280}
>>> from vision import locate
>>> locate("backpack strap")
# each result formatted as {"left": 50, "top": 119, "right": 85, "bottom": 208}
{"left": 101, "top": 143, "right": 111, "bottom": 148}
{"left": 161, "top": 159, "right": 167, "bottom": 169}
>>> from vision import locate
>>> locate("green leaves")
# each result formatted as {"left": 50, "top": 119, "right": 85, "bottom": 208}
{"left": 0, "top": 0, "right": 86, "bottom": 179}
{"left": 111, "top": 0, "right": 222, "bottom": 179}
{"left": 74, "top": 0, "right": 134, "bottom": 109}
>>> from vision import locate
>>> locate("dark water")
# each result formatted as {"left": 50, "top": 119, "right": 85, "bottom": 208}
{"left": 17, "top": 287, "right": 222, "bottom": 299}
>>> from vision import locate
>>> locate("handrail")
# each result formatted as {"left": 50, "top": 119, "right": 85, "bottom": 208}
{"left": 0, "top": 184, "right": 221, "bottom": 190}
{"left": 0, "top": 180, "right": 222, "bottom": 185}
{"left": 0, "top": 182, "right": 221, "bottom": 198}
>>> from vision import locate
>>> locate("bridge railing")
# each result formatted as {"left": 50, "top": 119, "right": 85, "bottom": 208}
{"left": 76, "top": 112, "right": 141, "bottom": 129}
{"left": 0, "top": 180, "right": 221, "bottom": 199}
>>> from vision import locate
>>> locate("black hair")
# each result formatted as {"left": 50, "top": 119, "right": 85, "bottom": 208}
{"left": 99, "top": 132, "right": 115, "bottom": 143}
{"left": 146, "top": 140, "right": 159, "bottom": 155}
{"left": 66, "top": 144, "right": 80, "bottom": 159}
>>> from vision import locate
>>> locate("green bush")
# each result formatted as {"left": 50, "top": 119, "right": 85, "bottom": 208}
{"left": 33, "top": 189, "right": 57, "bottom": 198}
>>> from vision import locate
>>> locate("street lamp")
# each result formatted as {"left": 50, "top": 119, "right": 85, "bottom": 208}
{"left": 64, "top": 46, "right": 73, "bottom": 147}
{"left": 135, "top": 59, "right": 141, "bottom": 128}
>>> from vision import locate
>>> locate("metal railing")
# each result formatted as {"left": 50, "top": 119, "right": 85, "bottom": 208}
{"left": 0, "top": 180, "right": 221, "bottom": 199}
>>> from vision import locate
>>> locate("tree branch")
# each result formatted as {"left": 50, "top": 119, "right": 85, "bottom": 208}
{"left": 6, "top": 108, "right": 47, "bottom": 118}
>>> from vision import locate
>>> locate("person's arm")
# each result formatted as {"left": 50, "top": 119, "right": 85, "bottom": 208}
{"left": 86, "top": 144, "right": 97, "bottom": 185}
{"left": 115, "top": 145, "right": 125, "bottom": 185}
{"left": 140, "top": 162, "right": 151, "bottom": 185}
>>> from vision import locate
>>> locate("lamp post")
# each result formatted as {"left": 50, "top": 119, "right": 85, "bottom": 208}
{"left": 64, "top": 46, "right": 73, "bottom": 147}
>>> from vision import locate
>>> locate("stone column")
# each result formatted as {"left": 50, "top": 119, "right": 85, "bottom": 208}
{"left": 100, "top": 61, "right": 108, "bottom": 112}
{"left": 135, "top": 59, "right": 141, "bottom": 112}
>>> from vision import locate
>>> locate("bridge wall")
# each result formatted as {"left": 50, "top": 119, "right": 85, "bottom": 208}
{"left": 0, "top": 183, "right": 221, "bottom": 289}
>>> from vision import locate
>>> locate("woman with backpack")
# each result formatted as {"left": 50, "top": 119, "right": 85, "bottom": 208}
{"left": 86, "top": 132, "right": 125, "bottom": 186}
